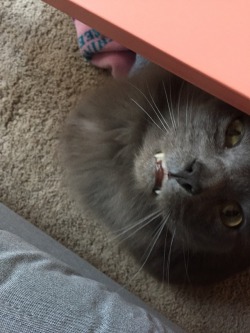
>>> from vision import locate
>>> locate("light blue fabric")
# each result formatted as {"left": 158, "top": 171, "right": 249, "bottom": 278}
{"left": 0, "top": 230, "right": 175, "bottom": 333}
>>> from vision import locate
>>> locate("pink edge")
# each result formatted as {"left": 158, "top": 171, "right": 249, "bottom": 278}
{"left": 43, "top": 0, "right": 250, "bottom": 114}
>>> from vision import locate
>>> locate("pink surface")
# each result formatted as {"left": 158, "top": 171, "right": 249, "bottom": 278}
{"left": 44, "top": 0, "right": 250, "bottom": 114}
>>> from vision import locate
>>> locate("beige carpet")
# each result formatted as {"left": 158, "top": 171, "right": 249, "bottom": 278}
{"left": 1, "top": 1, "right": 250, "bottom": 332}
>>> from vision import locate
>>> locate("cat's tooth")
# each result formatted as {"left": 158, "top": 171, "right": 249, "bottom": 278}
{"left": 155, "top": 189, "right": 161, "bottom": 195}
{"left": 154, "top": 152, "right": 165, "bottom": 163}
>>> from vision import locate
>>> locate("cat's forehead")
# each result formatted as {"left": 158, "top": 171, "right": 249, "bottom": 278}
{"left": 179, "top": 94, "right": 250, "bottom": 139}
{"left": 182, "top": 90, "right": 243, "bottom": 120}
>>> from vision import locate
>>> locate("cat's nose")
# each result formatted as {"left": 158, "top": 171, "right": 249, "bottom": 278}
{"left": 170, "top": 160, "right": 202, "bottom": 195}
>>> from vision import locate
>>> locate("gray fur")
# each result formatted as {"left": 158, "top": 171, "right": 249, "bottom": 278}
{"left": 62, "top": 64, "right": 250, "bottom": 284}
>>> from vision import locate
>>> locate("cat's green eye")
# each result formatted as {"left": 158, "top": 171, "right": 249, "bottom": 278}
{"left": 225, "top": 119, "right": 244, "bottom": 148}
{"left": 220, "top": 202, "right": 243, "bottom": 228}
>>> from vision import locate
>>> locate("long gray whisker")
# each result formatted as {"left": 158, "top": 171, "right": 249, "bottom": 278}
{"left": 130, "top": 98, "right": 163, "bottom": 132}
{"left": 167, "top": 227, "right": 176, "bottom": 285}
{"left": 130, "top": 217, "right": 167, "bottom": 281}
{"left": 146, "top": 84, "right": 171, "bottom": 132}
{"left": 114, "top": 218, "right": 167, "bottom": 295}
{"left": 162, "top": 213, "right": 171, "bottom": 284}
{"left": 168, "top": 78, "right": 177, "bottom": 131}
{"left": 182, "top": 219, "right": 191, "bottom": 283}
{"left": 189, "top": 88, "right": 195, "bottom": 125}
{"left": 162, "top": 81, "right": 177, "bottom": 132}
{"left": 183, "top": 243, "right": 191, "bottom": 284}
{"left": 112, "top": 211, "right": 161, "bottom": 244}
{"left": 130, "top": 83, "right": 168, "bottom": 132}
{"left": 177, "top": 81, "right": 185, "bottom": 128}
{"left": 185, "top": 88, "right": 190, "bottom": 129}
{"left": 114, "top": 210, "right": 160, "bottom": 234}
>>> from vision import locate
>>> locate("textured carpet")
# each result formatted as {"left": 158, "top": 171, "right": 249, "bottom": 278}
{"left": 1, "top": 1, "right": 250, "bottom": 332}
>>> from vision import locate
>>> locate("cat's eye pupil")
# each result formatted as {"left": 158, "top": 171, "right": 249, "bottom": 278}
{"left": 225, "top": 119, "right": 244, "bottom": 148}
{"left": 220, "top": 202, "right": 243, "bottom": 228}
{"left": 223, "top": 208, "right": 240, "bottom": 218}
{"left": 227, "top": 128, "right": 241, "bottom": 136}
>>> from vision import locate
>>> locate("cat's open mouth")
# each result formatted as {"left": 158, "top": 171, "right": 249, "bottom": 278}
{"left": 153, "top": 152, "right": 168, "bottom": 195}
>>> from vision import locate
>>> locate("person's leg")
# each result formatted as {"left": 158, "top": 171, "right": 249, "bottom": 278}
{"left": 0, "top": 203, "right": 185, "bottom": 333}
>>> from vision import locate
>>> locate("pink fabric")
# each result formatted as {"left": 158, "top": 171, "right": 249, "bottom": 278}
{"left": 73, "top": 19, "right": 136, "bottom": 78}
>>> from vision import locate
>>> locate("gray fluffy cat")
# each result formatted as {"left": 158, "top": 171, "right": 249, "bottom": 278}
{"left": 62, "top": 64, "right": 250, "bottom": 284}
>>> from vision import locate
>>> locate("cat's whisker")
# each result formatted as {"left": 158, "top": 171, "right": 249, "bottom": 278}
{"left": 168, "top": 77, "right": 177, "bottom": 131}
{"left": 162, "top": 81, "right": 177, "bottom": 133}
{"left": 177, "top": 80, "right": 185, "bottom": 128}
{"left": 162, "top": 232, "right": 167, "bottom": 285}
{"left": 166, "top": 227, "right": 176, "bottom": 285}
{"left": 189, "top": 87, "right": 196, "bottom": 126}
{"left": 128, "top": 217, "right": 167, "bottom": 282}
{"left": 146, "top": 83, "right": 171, "bottom": 132}
{"left": 130, "top": 83, "right": 169, "bottom": 132}
{"left": 113, "top": 210, "right": 159, "bottom": 234}
{"left": 182, "top": 243, "right": 191, "bottom": 284}
{"left": 185, "top": 89, "right": 190, "bottom": 129}
{"left": 114, "top": 199, "right": 158, "bottom": 231}
{"left": 178, "top": 197, "right": 191, "bottom": 283}
{"left": 169, "top": 77, "right": 174, "bottom": 121}
{"left": 162, "top": 214, "right": 171, "bottom": 284}
{"left": 112, "top": 211, "right": 161, "bottom": 245}
{"left": 113, "top": 217, "right": 167, "bottom": 295}
{"left": 130, "top": 98, "right": 163, "bottom": 132}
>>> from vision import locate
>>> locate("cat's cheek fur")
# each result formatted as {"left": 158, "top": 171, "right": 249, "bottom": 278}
{"left": 177, "top": 199, "right": 243, "bottom": 253}
{"left": 134, "top": 153, "right": 156, "bottom": 193}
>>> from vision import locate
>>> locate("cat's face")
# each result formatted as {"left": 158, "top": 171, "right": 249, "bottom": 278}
{"left": 63, "top": 65, "right": 250, "bottom": 284}
{"left": 133, "top": 80, "right": 250, "bottom": 277}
